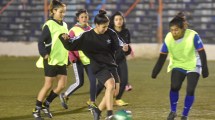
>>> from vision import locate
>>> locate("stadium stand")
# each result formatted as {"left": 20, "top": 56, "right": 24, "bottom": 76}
{"left": 0, "top": 0, "right": 215, "bottom": 43}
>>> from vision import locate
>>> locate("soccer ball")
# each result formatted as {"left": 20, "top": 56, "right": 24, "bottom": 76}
{"left": 113, "top": 109, "right": 132, "bottom": 120}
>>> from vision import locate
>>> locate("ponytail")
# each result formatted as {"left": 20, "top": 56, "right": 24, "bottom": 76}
{"left": 94, "top": 9, "right": 109, "bottom": 25}
{"left": 169, "top": 11, "right": 188, "bottom": 29}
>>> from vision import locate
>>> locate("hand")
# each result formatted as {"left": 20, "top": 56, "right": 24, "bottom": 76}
{"left": 151, "top": 67, "right": 159, "bottom": 79}
{"left": 62, "top": 33, "right": 70, "bottom": 40}
{"left": 151, "top": 72, "right": 157, "bottom": 79}
{"left": 44, "top": 54, "right": 49, "bottom": 59}
{"left": 71, "top": 60, "right": 77, "bottom": 63}
{"left": 122, "top": 44, "right": 129, "bottom": 52}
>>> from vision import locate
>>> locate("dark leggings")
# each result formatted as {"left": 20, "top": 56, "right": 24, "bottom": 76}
{"left": 171, "top": 69, "right": 200, "bottom": 96}
{"left": 96, "top": 59, "right": 128, "bottom": 99}
{"left": 66, "top": 60, "right": 97, "bottom": 102}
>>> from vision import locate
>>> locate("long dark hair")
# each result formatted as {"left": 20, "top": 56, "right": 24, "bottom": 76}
{"left": 109, "top": 11, "right": 126, "bottom": 29}
{"left": 169, "top": 11, "right": 188, "bottom": 29}
{"left": 76, "top": 9, "right": 88, "bottom": 17}
{"left": 94, "top": 10, "right": 109, "bottom": 25}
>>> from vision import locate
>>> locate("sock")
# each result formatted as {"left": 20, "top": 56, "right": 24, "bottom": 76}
{"left": 97, "top": 108, "right": 102, "bottom": 114}
{"left": 44, "top": 90, "right": 58, "bottom": 107}
{"left": 107, "top": 110, "right": 113, "bottom": 116}
{"left": 182, "top": 95, "right": 194, "bottom": 116}
{"left": 35, "top": 100, "right": 42, "bottom": 110}
{"left": 43, "top": 100, "right": 51, "bottom": 107}
{"left": 169, "top": 90, "right": 179, "bottom": 112}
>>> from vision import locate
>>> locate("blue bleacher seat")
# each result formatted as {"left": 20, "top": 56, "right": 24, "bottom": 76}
{"left": 0, "top": 0, "right": 215, "bottom": 43}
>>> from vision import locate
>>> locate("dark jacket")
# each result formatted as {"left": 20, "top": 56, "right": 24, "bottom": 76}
{"left": 59, "top": 28, "right": 122, "bottom": 74}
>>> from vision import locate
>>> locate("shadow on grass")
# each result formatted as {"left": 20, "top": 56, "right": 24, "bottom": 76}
{"left": 53, "top": 106, "right": 88, "bottom": 116}
{"left": 72, "top": 91, "right": 90, "bottom": 96}
{"left": 0, "top": 106, "right": 87, "bottom": 120}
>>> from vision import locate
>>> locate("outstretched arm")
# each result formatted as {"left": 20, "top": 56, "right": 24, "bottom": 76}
{"left": 59, "top": 33, "right": 83, "bottom": 51}
{"left": 151, "top": 53, "right": 168, "bottom": 79}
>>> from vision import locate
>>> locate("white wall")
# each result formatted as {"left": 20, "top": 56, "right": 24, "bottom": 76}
{"left": 0, "top": 42, "right": 214, "bottom": 60}
{"left": 0, "top": 42, "right": 39, "bottom": 56}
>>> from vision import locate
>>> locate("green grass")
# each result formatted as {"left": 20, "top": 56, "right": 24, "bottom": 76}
{"left": 0, "top": 57, "right": 214, "bottom": 120}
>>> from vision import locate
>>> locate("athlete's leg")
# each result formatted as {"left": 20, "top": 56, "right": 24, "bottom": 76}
{"left": 182, "top": 72, "right": 199, "bottom": 117}
{"left": 54, "top": 75, "right": 67, "bottom": 94}
{"left": 96, "top": 82, "right": 105, "bottom": 98}
{"left": 167, "top": 69, "right": 186, "bottom": 120}
{"left": 37, "top": 77, "right": 55, "bottom": 102}
{"left": 44, "top": 75, "right": 67, "bottom": 107}
{"left": 91, "top": 78, "right": 115, "bottom": 120}
{"left": 64, "top": 61, "right": 84, "bottom": 97}
{"left": 99, "top": 78, "right": 115, "bottom": 116}
{"left": 85, "top": 64, "right": 97, "bottom": 102}
{"left": 116, "top": 60, "right": 128, "bottom": 103}
{"left": 169, "top": 69, "right": 186, "bottom": 112}
{"left": 42, "top": 64, "right": 67, "bottom": 111}
{"left": 91, "top": 69, "right": 117, "bottom": 120}
{"left": 33, "top": 59, "right": 57, "bottom": 119}
{"left": 114, "top": 83, "right": 120, "bottom": 97}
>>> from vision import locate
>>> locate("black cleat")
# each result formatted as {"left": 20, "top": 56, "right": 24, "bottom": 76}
{"left": 59, "top": 93, "right": 69, "bottom": 109}
{"left": 181, "top": 116, "right": 188, "bottom": 120}
{"left": 167, "top": 111, "right": 177, "bottom": 120}
{"left": 91, "top": 107, "right": 101, "bottom": 120}
{"left": 88, "top": 102, "right": 98, "bottom": 112}
{"left": 32, "top": 108, "right": 44, "bottom": 120}
{"left": 42, "top": 105, "right": 53, "bottom": 118}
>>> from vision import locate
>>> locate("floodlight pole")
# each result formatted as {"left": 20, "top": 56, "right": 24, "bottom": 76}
{"left": 44, "top": 0, "right": 48, "bottom": 21}
{"left": 157, "top": 0, "right": 163, "bottom": 43}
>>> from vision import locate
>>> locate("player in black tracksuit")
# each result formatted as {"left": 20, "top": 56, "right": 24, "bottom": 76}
{"left": 59, "top": 10, "right": 130, "bottom": 120}
{"left": 95, "top": 11, "right": 132, "bottom": 106}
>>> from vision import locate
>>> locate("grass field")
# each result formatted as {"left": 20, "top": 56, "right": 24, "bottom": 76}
{"left": 0, "top": 57, "right": 214, "bottom": 120}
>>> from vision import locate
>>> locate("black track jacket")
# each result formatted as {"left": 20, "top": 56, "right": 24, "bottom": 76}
{"left": 59, "top": 28, "right": 122, "bottom": 74}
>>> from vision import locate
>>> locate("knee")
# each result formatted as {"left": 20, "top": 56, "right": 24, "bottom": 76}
{"left": 171, "top": 84, "right": 181, "bottom": 92}
{"left": 187, "top": 89, "right": 195, "bottom": 96}
{"left": 106, "top": 83, "right": 115, "bottom": 92}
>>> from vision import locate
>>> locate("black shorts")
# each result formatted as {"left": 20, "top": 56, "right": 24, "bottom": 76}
{"left": 95, "top": 67, "right": 120, "bottom": 85}
{"left": 43, "top": 59, "right": 67, "bottom": 77}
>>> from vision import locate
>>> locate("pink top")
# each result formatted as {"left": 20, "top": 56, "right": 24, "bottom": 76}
{"left": 68, "top": 24, "right": 91, "bottom": 63}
